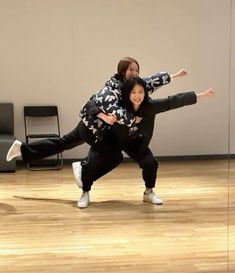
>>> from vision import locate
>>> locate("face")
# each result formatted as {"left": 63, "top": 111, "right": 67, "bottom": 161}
{"left": 129, "top": 84, "right": 145, "bottom": 109}
{"left": 124, "top": 62, "right": 139, "bottom": 81}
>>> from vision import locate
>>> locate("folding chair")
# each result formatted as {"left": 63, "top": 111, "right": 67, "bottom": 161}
{"left": 24, "top": 105, "right": 63, "bottom": 170}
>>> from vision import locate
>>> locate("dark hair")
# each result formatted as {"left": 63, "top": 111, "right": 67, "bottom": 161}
{"left": 117, "top": 57, "right": 140, "bottom": 82}
{"left": 120, "top": 77, "right": 149, "bottom": 114}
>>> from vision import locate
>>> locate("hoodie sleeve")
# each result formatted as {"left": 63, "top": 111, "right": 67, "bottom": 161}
{"left": 94, "top": 86, "right": 136, "bottom": 127}
{"left": 143, "top": 72, "right": 171, "bottom": 94}
{"left": 82, "top": 100, "right": 101, "bottom": 116}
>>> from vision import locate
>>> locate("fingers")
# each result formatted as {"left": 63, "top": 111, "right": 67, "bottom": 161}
{"left": 180, "top": 68, "right": 187, "bottom": 76}
{"left": 206, "top": 88, "right": 215, "bottom": 96}
{"left": 109, "top": 116, "right": 117, "bottom": 125}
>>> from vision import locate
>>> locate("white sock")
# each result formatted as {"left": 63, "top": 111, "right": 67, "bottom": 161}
{"left": 144, "top": 188, "right": 152, "bottom": 194}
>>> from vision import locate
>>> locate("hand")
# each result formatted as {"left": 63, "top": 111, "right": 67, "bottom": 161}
{"left": 196, "top": 88, "right": 215, "bottom": 99}
{"left": 135, "top": 116, "right": 142, "bottom": 124}
{"left": 172, "top": 68, "right": 188, "bottom": 79}
{"left": 97, "top": 113, "right": 117, "bottom": 125}
{"left": 204, "top": 87, "right": 215, "bottom": 97}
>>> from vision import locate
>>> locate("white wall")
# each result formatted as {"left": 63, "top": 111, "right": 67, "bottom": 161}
{"left": 0, "top": 0, "right": 233, "bottom": 158}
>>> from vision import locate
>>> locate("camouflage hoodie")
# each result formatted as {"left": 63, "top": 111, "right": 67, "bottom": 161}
{"left": 80, "top": 72, "right": 171, "bottom": 141}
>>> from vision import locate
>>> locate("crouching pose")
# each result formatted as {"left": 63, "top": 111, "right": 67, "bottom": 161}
{"left": 73, "top": 77, "right": 215, "bottom": 208}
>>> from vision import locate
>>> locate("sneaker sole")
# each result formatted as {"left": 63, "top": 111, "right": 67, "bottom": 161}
{"left": 143, "top": 199, "right": 163, "bottom": 205}
{"left": 77, "top": 203, "right": 90, "bottom": 209}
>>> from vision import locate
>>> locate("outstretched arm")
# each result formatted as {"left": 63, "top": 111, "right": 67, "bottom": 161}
{"left": 143, "top": 72, "right": 171, "bottom": 93}
{"left": 144, "top": 68, "right": 188, "bottom": 94}
{"left": 170, "top": 68, "right": 188, "bottom": 80}
{"left": 196, "top": 88, "right": 215, "bottom": 99}
{"left": 140, "top": 88, "right": 215, "bottom": 117}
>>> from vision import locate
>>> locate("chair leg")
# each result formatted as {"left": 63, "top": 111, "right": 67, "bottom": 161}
{"left": 27, "top": 153, "right": 63, "bottom": 171}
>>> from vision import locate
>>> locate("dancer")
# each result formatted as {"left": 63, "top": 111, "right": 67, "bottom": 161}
{"left": 6, "top": 57, "right": 186, "bottom": 164}
{"left": 73, "top": 77, "right": 215, "bottom": 208}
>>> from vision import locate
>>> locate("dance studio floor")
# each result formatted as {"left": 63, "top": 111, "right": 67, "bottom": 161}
{"left": 0, "top": 159, "right": 234, "bottom": 273}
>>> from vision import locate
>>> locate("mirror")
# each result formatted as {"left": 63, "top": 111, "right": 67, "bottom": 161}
{"left": 0, "top": 0, "right": 232, "bottom": 272}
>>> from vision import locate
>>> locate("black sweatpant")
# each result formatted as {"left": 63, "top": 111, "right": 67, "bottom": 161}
{"left": 21, "top": 119, "right": 124, "bottom": 163}
{"left": 81, "top": 147, "right": 123, "bottom": 192}
{"left": 21, "top": 122, "right": 85, "bottom": 163}
{"left": 124, "top": 136, "right": 159, "bottom": 189}
{"left": 81, "top": 134, "right": 158, "bottom": 192}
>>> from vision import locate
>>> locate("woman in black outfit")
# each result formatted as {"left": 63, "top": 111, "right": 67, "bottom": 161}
{"left": 74, "top": 77, "right": 215, "bottom": 208}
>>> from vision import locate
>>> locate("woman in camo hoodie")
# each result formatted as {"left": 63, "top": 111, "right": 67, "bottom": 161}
{"left": 78, "top": 56, "right": 186, "bottom": 147}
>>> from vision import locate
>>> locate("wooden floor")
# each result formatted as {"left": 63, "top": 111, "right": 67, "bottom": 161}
{"left": 0, "top": 159, "right": 234, "bottom": 273}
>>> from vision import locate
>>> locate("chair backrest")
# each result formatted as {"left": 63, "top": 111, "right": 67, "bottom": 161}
{"left": 23, "top": 105, "right": 60, "bottom": 136}
{"left": 24, "top": 106, "right": 58, "bottom": 117}
{"left": 0, "top": 103, "right": 14, "bottom": 134}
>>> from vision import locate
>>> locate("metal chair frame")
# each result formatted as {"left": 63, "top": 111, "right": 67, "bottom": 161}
{"left": 24, "top": 105, "right": 63, "bottom": 170}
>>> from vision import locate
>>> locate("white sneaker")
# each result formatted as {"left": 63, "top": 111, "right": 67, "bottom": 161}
{"left": 72, "top": 161, "right": 83, "bottom": 188}
{"left": 77, "top": 192, "right": 90, "bottom": 208}
{"left": 6, "top": 140, "right": 22, "bottom": 161}
{"left": 143, "top": 190, "right": 163, "bottom": 205}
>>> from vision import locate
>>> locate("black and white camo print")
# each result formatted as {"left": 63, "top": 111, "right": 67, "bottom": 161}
{"left": 80, "top": 72, "right": 171, "bottom": 141}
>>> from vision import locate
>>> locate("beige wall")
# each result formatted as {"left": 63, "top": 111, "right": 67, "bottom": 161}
{"left": 0, "top": 0, "right": 233, "bottom": 158}
{"left": 230, "top": 0, "right": 235, "bottom": 155}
